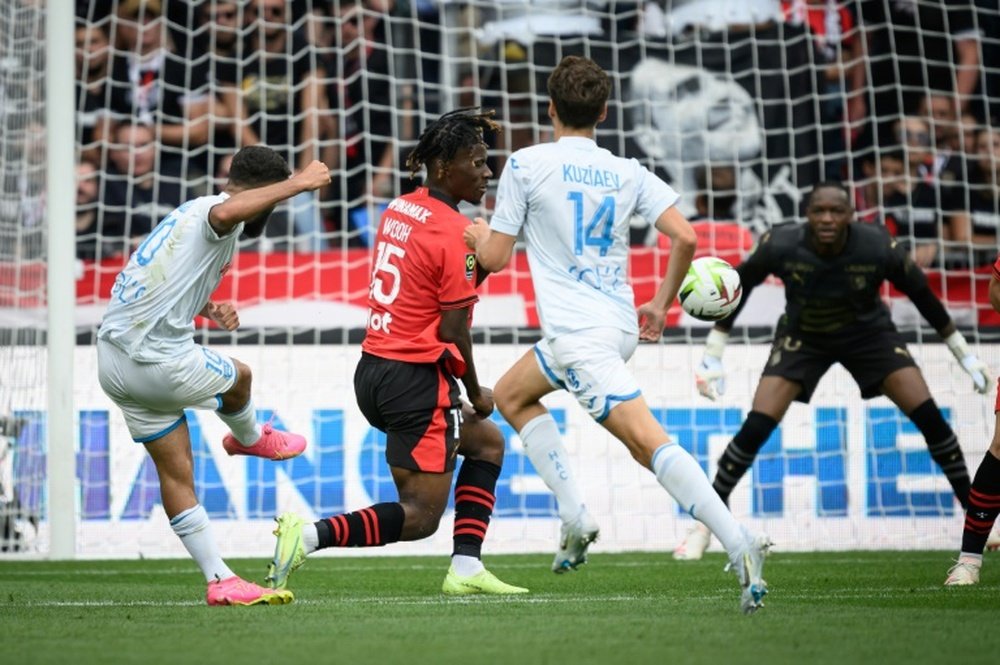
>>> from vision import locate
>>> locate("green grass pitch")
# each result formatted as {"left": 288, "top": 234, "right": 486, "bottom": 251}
{"left": 3, "top": 551, "right": 999, "bottom": 665}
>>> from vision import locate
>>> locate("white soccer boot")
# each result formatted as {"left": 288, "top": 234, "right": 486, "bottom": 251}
{"left": 673, "top": 522, "right": 711, "bottom": 561}
{"left": 726, "top": 528, "right": 772, "bottom": 615}
{"left": 944, "top": 557, "right": 981, "bottom": 586}
{"left": 552, "top": 511, "right": 600, "bottom": 573}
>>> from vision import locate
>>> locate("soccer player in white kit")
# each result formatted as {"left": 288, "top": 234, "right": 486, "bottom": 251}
{"left": 464, "top": 56, "right": 771, "bottom": 614}
{"left": 97, "top": 146, "right": 331, "bottom": 605}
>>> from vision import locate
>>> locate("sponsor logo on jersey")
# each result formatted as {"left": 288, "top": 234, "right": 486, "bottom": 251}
{"left": 386, "top": 198, "right": 432, "bottom": 224}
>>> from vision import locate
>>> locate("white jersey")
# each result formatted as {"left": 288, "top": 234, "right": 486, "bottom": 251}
{"left": 491, "top": 136, "right": 679, "bottom": 337}
{"left": 98, "top": 193, "right": 241, "bottom": 362}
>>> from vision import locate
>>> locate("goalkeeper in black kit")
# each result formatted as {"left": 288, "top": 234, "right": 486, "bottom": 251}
{"left": 674, "top": 181, "right": 993, "bottom": 560}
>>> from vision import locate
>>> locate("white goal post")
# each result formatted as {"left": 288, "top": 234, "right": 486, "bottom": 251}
{"left": 46, "top": 0, "right": 78, "bottom": 560}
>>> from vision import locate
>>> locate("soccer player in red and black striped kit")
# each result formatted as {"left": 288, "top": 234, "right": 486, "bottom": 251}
{"left": 265, "top": 108, "right": 528, "bottom": 595}
{"left": 945, "top": 255, "right": 1000, "bottom": 585}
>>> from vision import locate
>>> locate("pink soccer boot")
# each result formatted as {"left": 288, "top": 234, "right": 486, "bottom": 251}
{"left": 206, "top": 575, "right": 294, "bottom": 606}
{"left": 223, "top": 423, "right": 306, "bottom": 460}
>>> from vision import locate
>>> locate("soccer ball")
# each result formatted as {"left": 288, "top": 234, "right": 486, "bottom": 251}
{"left": 678, "top": 257, "right": 743, "bottom": 322}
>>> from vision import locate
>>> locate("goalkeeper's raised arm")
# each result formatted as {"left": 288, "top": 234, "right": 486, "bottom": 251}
{"left": 884, "top": 236, "right": 990, "bottom": 395}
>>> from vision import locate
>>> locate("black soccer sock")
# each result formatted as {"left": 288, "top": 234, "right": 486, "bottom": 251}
{"left": 713, "top": 411, "right": 779, "bottom": 505}
{"left": 960, "top": 451, "right": 1000, "bottom": 555}
{"left": 314, "top": 502, "right": 405, "bottom": 549}
{"left": 452, "top": 458, "right": 501, "bottom": 558}
{"left": 908, "top": 399, "right": 970, "bottom": 508}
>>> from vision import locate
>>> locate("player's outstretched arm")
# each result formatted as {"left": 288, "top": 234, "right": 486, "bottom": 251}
{"left": 937, "top": 314, "right": 991, "bottom": 395}
{"left": 209, "top": 160, "right": 332, "bottom": 235}
{"left": 465, "top": 218, "right": 516, "bottom": 274}
{"left": 944, "top": 327, "right": 991, "bottom": 395}
{"left": 637, "top": 207, "right": 697, "bottom": 341}
{"left": 439, "top": 307, "right": 493, "bottom": 417}
{"left": 905, "top": 271, "right": 991, "bottom": 395}
{"left": 886, "top": 237, "right": 990, "bottom": 393}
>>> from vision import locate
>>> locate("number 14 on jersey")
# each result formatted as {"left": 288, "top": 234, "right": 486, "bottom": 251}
{"left": 569, "top": 192, "right": 615, "bottom": 256}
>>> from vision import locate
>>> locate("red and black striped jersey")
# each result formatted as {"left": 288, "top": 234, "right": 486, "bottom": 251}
{"left": 361, "top": 187, "right": 479, "bottom": 375}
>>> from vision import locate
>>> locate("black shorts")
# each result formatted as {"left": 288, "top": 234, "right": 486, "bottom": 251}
{"left": 353, "top": 353, "right": 463, "bottom": 473}
{"left": 761, "top": 327, "right": 918, "bottom": 403}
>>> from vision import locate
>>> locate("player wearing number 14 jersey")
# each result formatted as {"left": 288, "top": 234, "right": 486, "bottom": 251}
{"left": 464, "top": 56, "right": 771, "bottom": 614}
{"left": 97, "top": 147, "right": 331, "bottom": 605}
{"left": 267, "top": 109, "right": 527, "bottom": 596}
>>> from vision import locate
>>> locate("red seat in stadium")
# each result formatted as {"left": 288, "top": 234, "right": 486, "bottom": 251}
{"left": 657, "top": 220, "right": 755, "bottom": 266}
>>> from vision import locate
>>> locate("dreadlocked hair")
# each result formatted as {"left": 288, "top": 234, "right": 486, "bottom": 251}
{"left": 406, "top": 108, "right": 501, "bottom": 178}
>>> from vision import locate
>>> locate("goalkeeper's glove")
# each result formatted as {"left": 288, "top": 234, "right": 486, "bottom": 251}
{"left": 944, "top": 331, "right": 991, "bottom": 395}
{"left": 695, "top": 329, "right": 729, "bottom": 401}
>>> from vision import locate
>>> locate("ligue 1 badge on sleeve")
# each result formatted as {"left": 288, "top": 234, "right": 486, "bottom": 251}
{"left": 465, "top": 254, "right": 476, "bottom": 280}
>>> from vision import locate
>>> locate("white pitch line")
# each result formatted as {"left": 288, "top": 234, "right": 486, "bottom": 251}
{"left": 18, "top": 595, "right": 646, "bottom": 608}
{"left": 12, "top": 586, "right": 967, "bottom": 609}
{"left": 4, "top": 567, "right": 201, "bottom": 576}
{"left": 1, "top": 555, "right": 949, "bottom": 577}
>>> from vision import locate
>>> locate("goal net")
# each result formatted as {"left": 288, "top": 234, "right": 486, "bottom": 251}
{"left": 0, "top": 0, "right": 47, "bottom": 554}
{"left": 3, "top": 0, "right": 1000, "bottom": 557}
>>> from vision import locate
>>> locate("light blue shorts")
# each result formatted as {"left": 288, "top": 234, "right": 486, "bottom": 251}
{"left": 97, "top": 339, "right": 237, "bottom": 442}
{"left": 533, "top": 327, "right": 641, "bottom": 422}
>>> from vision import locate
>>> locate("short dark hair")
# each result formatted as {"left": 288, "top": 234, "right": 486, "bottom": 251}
{"left": 406, "top": 107, "right": 501, "bottom": 178}
{"left": 228, "top": 145, "right": 291, "bottom": 188}
{"left": 806, "top": 180, "right": 851, "bottom": 207}
{"left": 547, "top": 56, "right": 611, "bottom": 129}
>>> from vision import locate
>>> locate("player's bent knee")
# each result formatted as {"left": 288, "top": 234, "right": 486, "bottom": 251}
{"left": 459, "top": 417, "right": 504, "bottom": 464}
{"left": 233, "top": 359, "right": 252, "bottom": 389}
{"left": 222, "top": 360, "right": 253, "bottom": 407}
{"left": 495, "top": 387, "right": 540, "bottom": 428}
{"left": 493, "top": 379, "right": 518, "bottom": 413}
{"left": 481, "top": 419, "right": 505, "bottom": 457}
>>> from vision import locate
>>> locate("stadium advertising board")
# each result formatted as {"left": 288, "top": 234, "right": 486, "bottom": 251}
{"left": 9, "top": 344, "right": 996, "bottom": 557}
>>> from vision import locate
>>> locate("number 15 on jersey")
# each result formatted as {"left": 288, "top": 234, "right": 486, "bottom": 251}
{"left": 370, "top": 241, "right": 406, "bottom": 305}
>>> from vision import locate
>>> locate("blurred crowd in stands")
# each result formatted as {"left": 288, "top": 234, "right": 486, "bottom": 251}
{"left": 3, "top": 0, "right": 999, "bottom": 270}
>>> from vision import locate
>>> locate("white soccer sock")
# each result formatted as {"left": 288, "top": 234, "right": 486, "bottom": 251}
{"left": 520, "top": 413, "right": 587, "bottom": 523}
{"left": 302, "top": 521, "right": 319, "bottom": 555}
{"left": 216, "top": 400, "right": 261, "bottom": 446}
{"left": 169, "top": 504, "right": 235, "bottom": 582}
{"left": 450, "top": 554, "right": 485, "bottom": 577}
{"left": 651, "top": 443, "right": 745, "bottom": 556}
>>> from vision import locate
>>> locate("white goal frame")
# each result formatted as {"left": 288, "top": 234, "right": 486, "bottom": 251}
{"left": 46, "top": 0, "right": 77, "bottom": 560}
